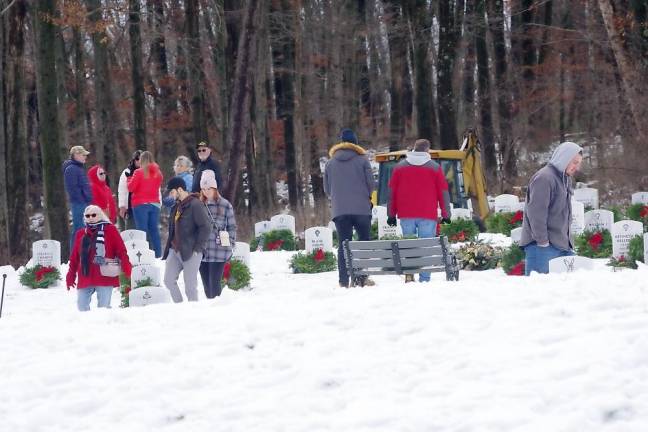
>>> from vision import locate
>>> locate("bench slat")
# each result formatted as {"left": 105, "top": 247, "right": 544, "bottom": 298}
{"left": 354, "top": 266, "right": 447, "bottom": 276}
{"left": 347, "top": 238, "right": 442, "bottom": 250}
{"left": 352, "top": 256, "right": 446, "bottom": 269}
{"left": 352, "top": 247, "right": 444, "bottom": 259}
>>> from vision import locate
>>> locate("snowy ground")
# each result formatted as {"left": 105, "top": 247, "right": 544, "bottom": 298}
{"left": 2, "top": 248, "right": 648, "bottom": 431}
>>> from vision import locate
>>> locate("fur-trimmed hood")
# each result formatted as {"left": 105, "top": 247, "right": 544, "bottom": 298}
{"left": 329, "top": 142, "right": 367, "bottom": 160}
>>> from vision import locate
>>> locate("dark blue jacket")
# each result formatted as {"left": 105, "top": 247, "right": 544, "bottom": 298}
{"left": 192, "top": 156, "right": 223, "bottom": 193}
{"left": 63, "top": 159, "right": 92, "bottom": 205}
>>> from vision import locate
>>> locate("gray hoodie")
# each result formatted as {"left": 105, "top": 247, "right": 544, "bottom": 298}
{"left": 324, "top": 142, "right": 375, "bottom": 219}
{"left": 520, "top": 141, "right": 583, "bottom": 251}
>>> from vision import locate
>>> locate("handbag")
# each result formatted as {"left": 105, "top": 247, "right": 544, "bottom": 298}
{"left": 205, "top": 201, "right": 231, "bottom": 247}
{"left": 99, "top": 258, "right": 121, "bottom": 277}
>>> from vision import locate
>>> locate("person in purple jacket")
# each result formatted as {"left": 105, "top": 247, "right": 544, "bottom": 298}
{"left": 520, "top": 141, "right": 583, "bottom": 275}
{"left": 62, "top": 146, "right": 93, "bottom": 254}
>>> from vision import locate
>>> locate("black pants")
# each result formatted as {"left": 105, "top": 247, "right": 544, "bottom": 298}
{"left": 199, "top": 261, "right": 226, "bottom": 298}
{"left": 334, "top": 214, "right": 372, "bottom": 285}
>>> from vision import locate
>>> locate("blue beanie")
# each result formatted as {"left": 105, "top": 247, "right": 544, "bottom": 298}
{"left": 340, "top": 128, "right": 358, "bottom": 144}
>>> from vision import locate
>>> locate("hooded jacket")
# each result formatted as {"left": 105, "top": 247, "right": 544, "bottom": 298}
{"left": 88, "top": 165, "right": 117, "bottom": 223}
{"left": 163, "top": 194, "right": 212, "bottom": 262}
{"left": 323, "top": 142, "right": 375, "bottom": 219}
{"left": 62, "top": 159, "right": 92, "bottom": 205}
{"left": 388, "top": 152, "right": 450, "bottom": 221}
{"left": 127, "top": 163, "right": 163, "bottom": 207}
{"left": 520, "top": 141, "right": 583, "bottom": 251}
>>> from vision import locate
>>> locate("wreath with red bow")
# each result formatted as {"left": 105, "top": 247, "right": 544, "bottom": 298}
{"left": 574, "top": 229, "right": 613, "bottom": 258}
{"left": 501, "top": 244, "right": 525, "bottom": 276}
{"left": 19, "top": 265, "right": 61, "bottom": 289}
{"left": 627, "top": 203, "right": 648, "bottom": 231}
{"left": 221, "top": 259, "right": 252, "bottom": 290}
{"left": 486, "top": 211, "right": 524, "bottom": 236}
{"left": 289, "top": 249, "right": 337, "bottom": 273}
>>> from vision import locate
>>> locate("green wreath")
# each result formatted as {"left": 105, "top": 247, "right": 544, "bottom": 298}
{"left": 251, "top": 229, "right": 298, "bottom": 251}
{"left": 626, "top": 203, "right": 648, "bottom": 231}
{"left": 222, "top": 259, "right": 252, "bottom": 290}
{"left": 289, "top": 249, "right": 337, "bottom": 273}
{"left": 19, "top": 265, "right": 61, "bottom": 289}
{"left": 440, "top": 219, "right": 479, "bottom": 243}
{"left": 574, "top": 229, "right": 613, "bottom": 258}
{"left": 486, "top": 211, "right": 523, "bottom": 236}
{"left": 501, "top": 244, "right": 525, "bottom": 275}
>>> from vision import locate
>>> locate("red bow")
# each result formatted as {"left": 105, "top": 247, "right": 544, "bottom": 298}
{"left": 588, "top": 232, "right": 603, "bottom": 251}
{"left": 35, "top": 266, "right": 54, "bottom": 282}
{"left": 450, "top": 231, "right": 466, "bottom": 242}
{"left": 640, "top": 206, "right": 648, "bottom": 218}
{"left": 223, "top": 262, "right": 231, "bottom": 280}
{"left": 509, "top": 211, "right": 523, "bottom": 225}
{"left": 266, "top": 239, "right": 284, "bottom": 251}
{"left": 313, "top": 249, "right": 325, "bottom": 262}
{"left": 508, "top": 262, "right": 525, "bottom": 276}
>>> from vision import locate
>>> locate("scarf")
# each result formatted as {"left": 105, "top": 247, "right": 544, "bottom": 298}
{"left": 80, "top": 222, "right": 108, "bottom": 275}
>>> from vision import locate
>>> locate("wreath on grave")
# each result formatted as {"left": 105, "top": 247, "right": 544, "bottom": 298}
{"left": 486, "top": 211, "right": 523, "bottom": 236}
{"left": 19, "top": 264, "right": 61, "bottom": 289}
{"left": 626, "top": 204, "right": 648, "bottom": 231}
{"left": 501, "top": 244, "right": 525, "bottom": 276}
{"left": 456, "top": 241, "right": 502, "bottom": 271}
{"left": 222, "top": 259, "right": 252, "bottom": 290}
{"left": 606, "top": 255, "right": 638, "bottom": 270}
{"left": 250, "top": 229, "right": 297, "bottom": 251}
{"left": 119, "top": 275, "right": 156, "bottom": 308}
{"left": 574, "top": 229, "right": 613, "bottom": 258}
{"left": 440, "top": 219, "right": 479, "bottom": 243}
{"left": 289, "top": 249, "right": 337, "bottom": 274}
{"left": 628, "top": 235, "right": 645, "bottom": 264}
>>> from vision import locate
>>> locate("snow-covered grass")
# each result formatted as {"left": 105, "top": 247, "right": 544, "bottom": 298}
{"left": 2, "top": 252, "right": 648, "bottom": 431}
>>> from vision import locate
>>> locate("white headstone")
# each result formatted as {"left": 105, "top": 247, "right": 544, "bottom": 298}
{"left": 328, "top": 221, "right": 337, "bottom": 232}
{"left": 631, "top": 192, "right": 648, "bottom": 205}
{"left": 584, "top": 209, "right": 614, "bottom": 233}
{"left": 131, "top": 264, "right": 161, "bottom": 288}
{"left": 232, "top": 242, "right": 251, "bottom": 267}
{"left": 120, "top": 229, "right": 147, "bottom": 242}
{"left": 549, "top": 256, "right": 595, "bottom": 273}
{"left": 644, "top": 233, "right": 648, "bottom": 264}
{"left": 573, "top": 188, "right": 599, "bottom": 209}
{"left": 451, "top": 208, "right": 472, "bottom": 221}
{"left": 570, "top": 200, "right": 585, "bottom": 236}
{"left": 305, "top": 227, "right": 334, "bottom": 253}
{"left": 513, "top": 202, "right": 526, "bottom": 213}
{"left": 510, "top": 227, "right": 523, "bottom": 245}
{"left": 129, "top": 286, "right": 171, "bottom": 307}
{"left": 254, "top": 221, "right": 272, "bottom": 238}
{"left": 487, "top": 196, "right": 496, "bottom": 211}
{"left": 377, "top": 217, "right": 403, "bottom": 239}
{"left": 494, "top": 194, "right": 519, "bottom": 213}
{"left": 371, "top": 206, "right": 388, "bottom": 222}
{"left": 270, "top": 214, "right": 296, "bottom": 235}
{"left": 125, "top": 239, "right": 151, "bottom": 254}
{"left": 128, "top": 249, "right": 155, "bottom": 267}
{"left": 32, "top": 240, "right": 61, "bottom": 269}
{"left": 611, "top": 220, "right": 644, "bottom": 259}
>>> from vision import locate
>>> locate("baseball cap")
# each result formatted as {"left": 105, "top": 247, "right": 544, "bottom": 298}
{"left": 70, "top": 146, "right": 90, "bottom": 156}
{"left": 196, "top": 141, "right": 209, "bottom": 149}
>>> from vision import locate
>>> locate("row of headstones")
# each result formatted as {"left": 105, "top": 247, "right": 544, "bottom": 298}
{"left": 490, "top": 190, "right": 648, "bottom": 213}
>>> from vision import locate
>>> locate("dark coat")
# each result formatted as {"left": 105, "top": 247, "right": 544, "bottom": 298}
{"left": 163, "top": 195, "right": 212, "bottom": 261}
{"left": 192, "top": 156, "right": 223, "bottom": 193}
{"left": 63, "top": 159, "right": 92, "bottom": 205}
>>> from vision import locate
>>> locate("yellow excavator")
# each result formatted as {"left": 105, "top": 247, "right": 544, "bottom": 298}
{"left": 373, "top": 129, "right": 490, "bottom": 228}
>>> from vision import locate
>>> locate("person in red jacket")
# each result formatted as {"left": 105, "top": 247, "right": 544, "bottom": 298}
{"left": 66, "top": 205, "right": 132, "bottom": 311}
{"left": 88, "top": 165, "right": 117, "bottom": 223}
{"left": 387, "top": 139, "right": 451, "bottom": 282}
{"left": 127, "top": 151, "right": 163, "bottom": 257}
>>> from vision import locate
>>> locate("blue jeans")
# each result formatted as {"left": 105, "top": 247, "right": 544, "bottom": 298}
{"left": 400, "top": 218, "right": 438, "bottom": 282}
{"left": 334, "top": 214, "right": 372, "bottom": 286}
{"left": 77, "top": 286, "right": 113, "bottom": 311}
{"left": 70, "top": 202, "right": 87, "bottom": 254}
{"left": 524, "top": 242, "right": 574, "bottom": 275}
{"left": 133, "top": 204, "right": 162, "bottom": 257}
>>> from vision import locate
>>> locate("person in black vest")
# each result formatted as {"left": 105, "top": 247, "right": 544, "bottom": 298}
{"left": 192, "top": 141, "right": 223, "bottom": 194}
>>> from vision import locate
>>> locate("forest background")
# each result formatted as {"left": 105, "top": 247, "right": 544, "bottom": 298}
{"left": 0, "top": 0, "right": 646, "bottom": 264}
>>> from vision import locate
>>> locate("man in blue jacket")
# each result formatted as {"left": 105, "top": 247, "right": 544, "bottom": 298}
{"left": 62, "top": 146, "right": 93, "bottom": 252}
{"left": 520, "top": 141, "right": 583, "bottom": 275}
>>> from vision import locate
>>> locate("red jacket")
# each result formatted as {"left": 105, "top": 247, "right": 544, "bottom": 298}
{"left": 67, "top": 223, "right": 132, "bottom": 289}
{"left": 388, "top": 155, "right": 449, "bottom": 221}
{"left": 127, "top": 163, "right": 163, "bottom": 207}
{"left": 88, "top": 165, "right": 117, "bottom": 223}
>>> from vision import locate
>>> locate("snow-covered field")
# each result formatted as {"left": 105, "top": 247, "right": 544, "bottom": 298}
{"left": 2, "top": 248, "right": 648, "bottom": 432}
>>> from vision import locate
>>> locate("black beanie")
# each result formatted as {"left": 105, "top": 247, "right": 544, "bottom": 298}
{"left": 166, "top": 176, "right": 187, "bottom": 192}
{"left": 340, "top": 128, "right": 358, "bottom": 144}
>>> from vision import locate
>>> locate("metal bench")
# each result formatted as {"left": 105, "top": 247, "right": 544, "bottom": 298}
{"left": 343, "top": 237, "right": 460, "bottom": 287}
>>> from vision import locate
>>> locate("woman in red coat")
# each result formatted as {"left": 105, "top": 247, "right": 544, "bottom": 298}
{"left": 66, "top": 205, "right": 132, "bottom": 311}
{"left": 127, "top": 151, "right": 163, "bottom": 257}
{"left": 88, "top": 165, "right": 117, "bottom": 223}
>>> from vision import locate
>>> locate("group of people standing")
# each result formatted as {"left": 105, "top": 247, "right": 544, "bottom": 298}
{"left": 63, "top": 142, "right": 236, "bottom": 311}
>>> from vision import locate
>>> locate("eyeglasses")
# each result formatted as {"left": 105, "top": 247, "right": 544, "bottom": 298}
{"left": 98, "top": 172, "right": 105, "bottom": 176}
{"left": 84, "top": 213, "right": 97, "bottom": 218}
{"left": 197, "top": 148, "right": 209, "bottom": 153}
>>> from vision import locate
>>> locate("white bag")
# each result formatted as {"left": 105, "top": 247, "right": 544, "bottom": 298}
{"left": 99, "top": 258, "right": 121, "bottom": 277}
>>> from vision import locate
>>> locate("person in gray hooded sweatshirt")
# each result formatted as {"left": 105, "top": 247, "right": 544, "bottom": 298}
{"left": 324, "top": 128, "right": 375, "bottom": 288}
{"left": 520, "top": 141, "right": 583, "bottom": 275}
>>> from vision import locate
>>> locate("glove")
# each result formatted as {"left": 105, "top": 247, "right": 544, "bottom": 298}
{"left": 441, "top": 218, "right": 452, "bottom": 225}
{"left": 387, "top": 216, "right": 397, "bottom": 227}
{"left": 66, "top": 272, "right": 76, "bottom": 290}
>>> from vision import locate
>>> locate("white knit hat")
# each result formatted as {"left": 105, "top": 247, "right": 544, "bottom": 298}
{"left": 200, "top": 170, "right": 218, "bottom": 189}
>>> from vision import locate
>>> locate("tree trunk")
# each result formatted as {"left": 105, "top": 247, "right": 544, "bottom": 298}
{"left": 185, "top": 0, "right": 209, "bottom": 146}
{"left": 598, "top": 0, "right": 648, "bottom": 142}
{"left": 223, "top": 0, "right": 260, "bottom": 201}
{"left": 437, "top": 0, "right": 459, "bottom": 149}
{"left": 386, "top": 2, "right": 408, "bottom": 151}
{"left": 0, "top": 8, "right": 10, "bottom": 263}
{"left": 461, "top": 0, "right": 476, "bottom": 130}
{"left": 129, "top": 0, "right": 147, "bottom": 150}
{"left": 72, "top": 28, "right": 94, "bottom": 147}
{"left": 6, "top": 0, "right": 29, "bottom": 262}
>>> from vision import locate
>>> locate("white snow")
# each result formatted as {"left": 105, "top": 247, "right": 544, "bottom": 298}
{"left": 2, "top": 252, "right": 648, "bottom": 431}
